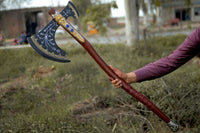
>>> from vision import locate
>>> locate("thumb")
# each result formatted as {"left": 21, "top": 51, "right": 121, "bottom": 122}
{"left": 109, "top": 65, "right": 118, "bottom": 72}
{"left": 109, "top": 65, "right": 127, "bottom": 80}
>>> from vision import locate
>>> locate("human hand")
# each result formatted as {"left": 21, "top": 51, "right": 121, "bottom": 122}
{"left": 109, "top": 65, "right": 137, "bottom": 88}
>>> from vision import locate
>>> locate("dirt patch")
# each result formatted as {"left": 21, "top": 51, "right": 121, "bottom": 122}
{"left": 0, "top": 66, "right": 55, "bottom": 100}
{"left": 72, "top": 96, "right": 155, "bottom": 132}
{"left": 29, "top": 65, "right": 56, "bottom": 79}
{"left": 0, "top": 75, "right": 27, "bottom": 100}
{"left": 191, "top": 57, "right": 200, "bottom": 65}
{"left": 73, "top": 96, "right": 137, "bottom": 124}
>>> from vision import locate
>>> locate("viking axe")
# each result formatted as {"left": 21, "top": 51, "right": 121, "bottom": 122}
{"left": 27, "top": 1, "right": 179, "bottom": 132}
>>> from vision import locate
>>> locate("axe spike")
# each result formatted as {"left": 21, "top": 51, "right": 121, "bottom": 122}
{"left": 66, "top": 1, "right": 79, "bottom": 19}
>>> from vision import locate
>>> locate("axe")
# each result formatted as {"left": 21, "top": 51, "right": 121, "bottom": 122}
{"left": 28, "top": 1, "right": 179, "bottom": 132}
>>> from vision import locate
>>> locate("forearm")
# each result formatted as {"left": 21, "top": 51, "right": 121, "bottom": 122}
{"left": 134, "top": 27, "right": 200, "bottom": 82}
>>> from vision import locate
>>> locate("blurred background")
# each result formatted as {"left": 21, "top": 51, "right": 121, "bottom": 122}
{"left": 0, "top": 0, "right": 200, "bottom": 133}
{"left": 1, "top": 0, "right": 200, "bottom": 46}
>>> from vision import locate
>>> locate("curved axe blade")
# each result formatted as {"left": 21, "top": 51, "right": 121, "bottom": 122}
{"left": 28, "top": 1, "right": 79, "bottom": 63}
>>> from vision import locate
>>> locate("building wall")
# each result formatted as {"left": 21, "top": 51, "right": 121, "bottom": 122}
{"left": 191, "top": 5, "right": 200, "bottom": 21}
{"left": 161, "top": 0, "right": 200, "bottom": 23}
{"left": 0, "top": 10, "right": 26, "bottom": 37}
{"left": 0, "top": 6, "right": 64, "bottom": 38}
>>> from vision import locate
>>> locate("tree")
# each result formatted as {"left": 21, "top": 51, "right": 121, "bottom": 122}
{"left": 0, "top": 0, "right": 6, "bottom": 8}
{"left": 140, "top": 0, "right": 152, "bottom": 40}
{"left": 71, "top": 0, "right": 92, "bottom": 17}
{"left": 82, "top": 0, "right": 117, "bottom": 34}
{"left": 124, "top": 0, "right": 140, "bottom": 46}
{"left": 0, "top": 0, "right": 29, "bottom": 9}
{"left": 70, "top": 0, "right": 92, "bottom": 32}
{"left": 71, "top": 0, "right": 117, "bottom": 34}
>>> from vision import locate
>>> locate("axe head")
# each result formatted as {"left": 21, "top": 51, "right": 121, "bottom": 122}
{"left": 28, "top": 1, "right": 79, "bottom": 63}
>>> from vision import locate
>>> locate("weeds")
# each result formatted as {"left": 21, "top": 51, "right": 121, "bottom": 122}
{"left": 0, "top": 35, "right": 199, "bottom": 132}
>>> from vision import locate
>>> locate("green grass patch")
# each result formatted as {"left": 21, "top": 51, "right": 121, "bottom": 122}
{"left": 0, "top": 34, "right": 200, "bottom": 132}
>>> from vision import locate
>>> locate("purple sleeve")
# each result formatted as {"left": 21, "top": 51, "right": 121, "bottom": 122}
{"left": 134, "top": 27, "right": 200, "bottom": 82}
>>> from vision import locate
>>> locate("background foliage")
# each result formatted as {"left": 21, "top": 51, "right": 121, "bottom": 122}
{"left": 72, "top": 0, "right": 118, "bottom": 34}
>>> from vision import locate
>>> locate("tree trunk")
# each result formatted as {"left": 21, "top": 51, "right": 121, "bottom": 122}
{"left": 143, "top": 0, "right": 150, "bottom": 28}
{"left": 124, "top": 0, "right": 139, "bottom": 46}
{"left": 142, "top": 0, "right": 150, "bottom": 40}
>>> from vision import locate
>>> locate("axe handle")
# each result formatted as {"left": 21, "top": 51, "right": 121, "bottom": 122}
{"left": 78, "top": 39, "right": 179, "bottom": 132}
{"left": 73, "top": 32, "right": 171, "bottom": 123}
{"left": 81, "top": 39, "right": 170, "bottom": 123}
{"left": 54, "top": 13, "right": 178, "bottom": 132}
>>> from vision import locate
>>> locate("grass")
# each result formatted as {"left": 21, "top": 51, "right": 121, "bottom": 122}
{"left": 0, "top": 34, "right": 200, "bottom": 132}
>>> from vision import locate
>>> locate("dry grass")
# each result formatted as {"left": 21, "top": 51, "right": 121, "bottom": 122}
{"left": 0, "top": 35, "right": 200, "bottom": 132}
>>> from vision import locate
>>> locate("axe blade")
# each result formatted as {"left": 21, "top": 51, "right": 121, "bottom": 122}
{"left": 28, "top": 1, "right": 79, "bottom": 63}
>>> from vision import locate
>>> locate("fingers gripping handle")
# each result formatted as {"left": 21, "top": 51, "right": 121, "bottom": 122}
{"left": 168, "top": 120, "right": 179, "bottom": 132}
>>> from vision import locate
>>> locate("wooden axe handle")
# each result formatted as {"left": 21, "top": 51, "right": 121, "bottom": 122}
{"left": 81, "top": 39, "right": 171, "bottom": 123}
{"left": 54, "top": 13, "right": 179, "bottom": 132}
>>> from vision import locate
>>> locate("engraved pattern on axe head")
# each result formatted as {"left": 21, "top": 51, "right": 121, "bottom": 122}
{"left": 28, "top": 1, "right": 79, "bottom": 62}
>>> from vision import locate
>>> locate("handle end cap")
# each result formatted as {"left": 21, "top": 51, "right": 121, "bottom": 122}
{"left": 168, "top": 120, "right": 179, "bottom": 132}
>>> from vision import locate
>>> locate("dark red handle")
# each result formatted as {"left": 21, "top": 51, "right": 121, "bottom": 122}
{"left": 81, "top": 39, "right": 170, "bottom": 123}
